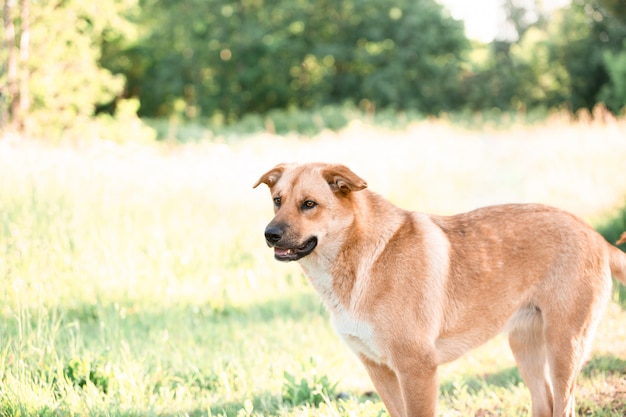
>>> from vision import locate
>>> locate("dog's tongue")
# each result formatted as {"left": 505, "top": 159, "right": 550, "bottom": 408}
{"left": 274, "top": 247, "right": 293, "bottom": 257}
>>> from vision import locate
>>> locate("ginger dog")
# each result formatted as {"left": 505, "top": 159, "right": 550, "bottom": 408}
{"left": 254, "top": 162, "right": 626, "bottom": 417}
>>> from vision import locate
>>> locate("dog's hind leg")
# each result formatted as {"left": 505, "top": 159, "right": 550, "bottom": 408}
{"left": 542, "top": 273, "right": 611, "bottom": 417}
{"left": 544, "top": 330, "right": 586, "bottom": 417}
{"left": 508, "top": 306, "right": 554, "bottom": 417}
{"left": 544, "top": 308, "right": 605, "bottom": 416}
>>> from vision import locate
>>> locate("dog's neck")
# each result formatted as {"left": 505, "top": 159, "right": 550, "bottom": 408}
{"left": 299, "top": 190, "right": 408, "bottom": 314}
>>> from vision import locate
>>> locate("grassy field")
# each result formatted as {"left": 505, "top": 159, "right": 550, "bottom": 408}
{"left": 1, "top": 113, "right": 626, "bottom": 416}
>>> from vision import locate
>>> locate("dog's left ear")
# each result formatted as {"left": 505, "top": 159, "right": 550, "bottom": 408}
{"left": 253, "top": 164, "right": 289, "bottom": 189}
{"left": 322, "top": 164, "right": 368, "bottom": 194}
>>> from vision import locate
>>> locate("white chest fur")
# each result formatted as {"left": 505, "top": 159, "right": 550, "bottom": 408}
{"left": 300, "top": 259, "right": 384, "bottom": 364}
{"left": 330, "top": 305, "right": 383, "bottom": 363}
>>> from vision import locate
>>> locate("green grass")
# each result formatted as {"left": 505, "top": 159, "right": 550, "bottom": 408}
{"left": 1, "top": 113, "right": 626, "bottom": 416}
{"left": 143, "top": 104, "right": 557, "bottom": 142}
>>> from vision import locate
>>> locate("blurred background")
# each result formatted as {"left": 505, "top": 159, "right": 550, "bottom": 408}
{"left": 1, "top": 0, "right": 626, "bottom": 140}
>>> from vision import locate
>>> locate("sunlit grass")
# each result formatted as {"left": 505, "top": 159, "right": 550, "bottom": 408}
{"left": 1, "top": 113, "right": 626, "bottom": 416}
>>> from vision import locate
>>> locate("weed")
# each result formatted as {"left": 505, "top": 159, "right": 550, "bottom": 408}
{"left": 282, "top": 369, "right": 338, "bottom": 407}
{"left": 63, "top": 356, "right": 114, "bottom": 394}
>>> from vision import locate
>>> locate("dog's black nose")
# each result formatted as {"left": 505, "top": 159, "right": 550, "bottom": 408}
{"left": 265, "top": 226, "right": 283, "bottom": 245}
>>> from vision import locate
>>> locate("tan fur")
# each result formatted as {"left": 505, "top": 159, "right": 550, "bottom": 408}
{"left": 254, "top": 162, "right": 626, "bottom": 417}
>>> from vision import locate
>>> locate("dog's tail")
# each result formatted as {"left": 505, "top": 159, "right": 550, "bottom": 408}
{"left": 610, "top": 232, "right": 626, "bottom": 285}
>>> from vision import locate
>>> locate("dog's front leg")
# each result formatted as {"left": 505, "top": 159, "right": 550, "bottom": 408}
{"left": 361, "top": 356, "right": 438, "bottom": 417}
{"left": 397, "top": 357, "right": 438, "bottom": 417}
{"left": 361, "top": 357, "right": 405, "bottom": 417}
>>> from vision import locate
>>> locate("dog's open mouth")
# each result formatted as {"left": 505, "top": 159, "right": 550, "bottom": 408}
{"left": 274, "top": 237, "right": 317, "bottom": 262}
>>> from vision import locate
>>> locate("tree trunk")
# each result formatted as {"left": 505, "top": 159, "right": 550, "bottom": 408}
{"left": 19, "top": 0, "right": 29, "bottom": 132}
{"left": 3, "top": 0, "right": 19, "bottom": 131}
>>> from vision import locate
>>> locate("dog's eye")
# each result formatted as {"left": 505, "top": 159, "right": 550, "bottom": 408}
{"left": 273, "top": 196, "right": 282, "bottom": 207}
{"left": 302, "top": 200, "right": 317, "bottom": 210}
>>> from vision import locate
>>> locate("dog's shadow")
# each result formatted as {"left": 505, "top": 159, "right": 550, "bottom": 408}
{"left": 439, "top": 366, "right": 522, "bottom": 397}
{"left": 439, "top": 353, "right": 626, "bottom": 397}
{"left": 581, "top": 353, "right": 626, "bottom": 377}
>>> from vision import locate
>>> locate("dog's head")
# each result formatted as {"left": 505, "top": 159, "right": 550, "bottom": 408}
{"left": 253, "top": 162, "right": 367, "bottom": 262}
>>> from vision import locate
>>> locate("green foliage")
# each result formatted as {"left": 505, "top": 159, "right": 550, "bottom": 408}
{"left": 556, "top": 0, "right": 626, "bottom": 112}
{"left": 25, "top": 1, "right": 136, "bottom": 136}
{"left": 509, "top": 27, "right": 568, "bottom": 107}
{"left": 4, "top": 0, "right": 626, "bottom": 137}
{"left": 282, "top": 368, "right": 338, "bottom": 407}
{"left": 0, "top": 0, "right": 150, "bottom": 140}
{"left": 599, "top": 43, "right": 626, "bottom": 113}
{"left": 91, "top": 98, "right": 158, "bottom": 143}
{"left": 144, "top": 104, "right": 425, "bottom": 140}
{"left": 599, "top": 0, "right": 626, "bottom": 22}
{"left": 596, "top": 202, "right": 626, "bottom": 307}
{"left": 118, "top": 0, "right": 468, "bottom": 121}
{"left": 63, "top": 357, "right": 114, "bottom": 394}
{"left": 459, "top": 0, "right": 626, "bottom": 114}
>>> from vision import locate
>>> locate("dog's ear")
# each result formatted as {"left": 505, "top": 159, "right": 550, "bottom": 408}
{"left": 322, "top": 164, "right": 367, "bottom": 194}
{"left": 253, "top": 164, "right": 288, "bottom": 189}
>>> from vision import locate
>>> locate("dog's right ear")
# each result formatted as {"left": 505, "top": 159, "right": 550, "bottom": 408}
{"left": 322, "top": 164, "right": 368, "bottom": 194}
{"left": 253, "top": 164, "right": 288, "bottom": 189}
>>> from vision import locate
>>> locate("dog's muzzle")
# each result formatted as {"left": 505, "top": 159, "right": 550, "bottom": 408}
{"left": 264, "top": 225, "right": 317, "bottom": 262}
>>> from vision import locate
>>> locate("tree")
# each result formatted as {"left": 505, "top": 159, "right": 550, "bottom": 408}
{"left": 115, "top": 0, "right": 469, "bottom": 121}
{"left": 1, "top": 0, "right": 138, "bottom": 137}
{"left": 598, "top": 0, "right": 626, "bottom": 22}
{"left": 2, "top": 0, "right": 19, "bottom": 130}
{"left": 553, "top": 0, "right": 626, "bottom": 112}
{"left": 18, "top": 0, "right": 29, "bottom": 128}
{"left": 599, "top": 44, "right": 626, "bottom": 112}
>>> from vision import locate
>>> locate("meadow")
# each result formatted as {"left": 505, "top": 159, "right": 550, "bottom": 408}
{"left": 1, "top": 112, "right": 626, "bottom": 416}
